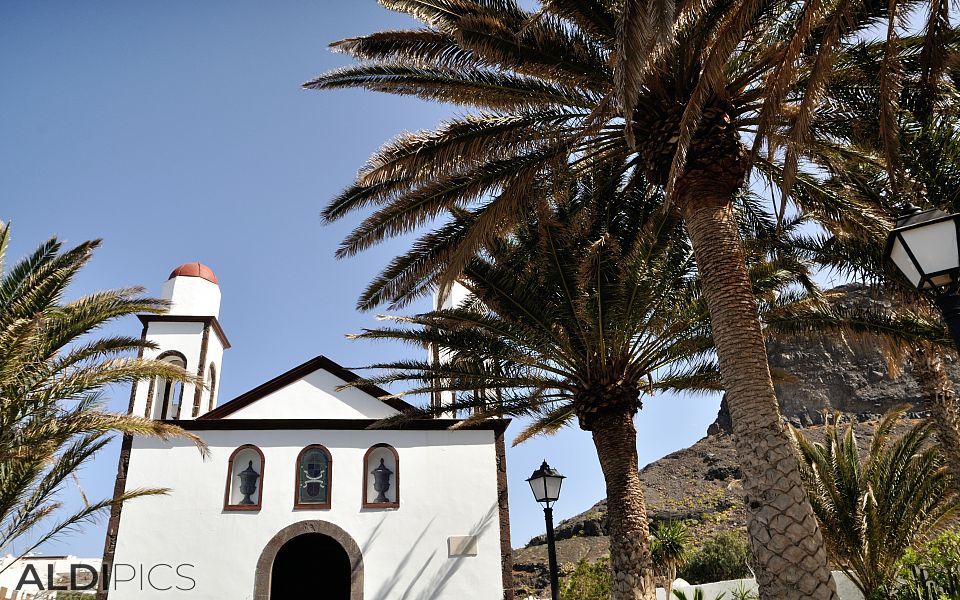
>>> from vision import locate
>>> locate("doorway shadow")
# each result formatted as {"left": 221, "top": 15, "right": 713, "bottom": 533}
{"left": 253, "top": 520, "right": 363, "bottom": 600}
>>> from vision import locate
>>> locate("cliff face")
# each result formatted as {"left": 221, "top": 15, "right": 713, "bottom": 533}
{"left": 513, "top": 284, "right": 947, "bottom": 597}
{"left": 710, "top": 284, "right": 946, "bottom": 434}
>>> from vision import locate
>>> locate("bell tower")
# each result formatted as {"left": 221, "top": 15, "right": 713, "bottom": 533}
{"left": 128, "top": 262, "right": 230, "bottom": 420}
{"left": 99, "top": 263, "right": 231, "bottom": 600}
{"left": 429, "top": 281, "right": 472, "bottom": 412}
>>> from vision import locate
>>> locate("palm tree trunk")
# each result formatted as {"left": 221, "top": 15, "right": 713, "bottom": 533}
{"left": 666, "top": 563, "right": 677, "bottom": 599}
{"left": 680, "top": 188, "right": 839, "bottom": 600}
{"left": 913, "top": 349, "right": 960, "bottom": 482}
{"left": 591, "top": 409, "right": 656, "bottom": 600}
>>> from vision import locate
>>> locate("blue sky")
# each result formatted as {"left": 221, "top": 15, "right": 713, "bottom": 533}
{"left": 1, "top": 1, "right": 723, "bottom": 558}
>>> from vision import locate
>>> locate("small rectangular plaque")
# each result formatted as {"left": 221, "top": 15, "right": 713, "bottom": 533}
{"left": 448, "top": 535, "right": 478, "bottom": 557}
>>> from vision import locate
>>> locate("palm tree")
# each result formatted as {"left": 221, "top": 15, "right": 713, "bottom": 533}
{"left": 345, "top": 164, "right": 837, "bottom": 599}
{"left": 651, "top": 521, "right": 691, "bottom": 599}
{"left": 351, "top": 168, "right": 702, "bottom": 598}
{"left": 791, "top": 408, "right": 960, "bottom": 599}
{"left": 0, "top": 224, "right": 203, "bottom": 565}
{"left": 303, "top": 2, "right": 923, "bottom": 596}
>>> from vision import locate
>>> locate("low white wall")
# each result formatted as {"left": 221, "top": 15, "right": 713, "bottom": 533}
{"left": 657, "top": 572, "right": 864, "bottom": 600}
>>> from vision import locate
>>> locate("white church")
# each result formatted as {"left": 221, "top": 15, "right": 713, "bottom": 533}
{"left": 98, "top": 263, "right": 512, "bottom": 600}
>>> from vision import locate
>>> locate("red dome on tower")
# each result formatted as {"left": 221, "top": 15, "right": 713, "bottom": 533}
{"left": 168, "top": 262, "right": 218, "bottom": 285}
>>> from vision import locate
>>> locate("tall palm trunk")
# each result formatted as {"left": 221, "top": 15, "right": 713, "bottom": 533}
{"left": 679, "top": 179, "right": 839, "bottom": 600}
{"left": 666, "top": 563, "right": 677, "bottom": 599}
{"left": 913, "top": 350, "right": 960, "bottom": 482}
{"left": 591, "top": 409, "right": 656, "bottom": 600}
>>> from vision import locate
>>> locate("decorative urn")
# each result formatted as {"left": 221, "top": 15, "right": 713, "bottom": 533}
{"left": 238, "top": 460, "right": 260, "bottom": 505}
{"left": 371, "top": 458, "right": 394, "bottom": 503}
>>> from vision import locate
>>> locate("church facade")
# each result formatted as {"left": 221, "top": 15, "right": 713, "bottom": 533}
{"left": 99, "top": 264, "right": 512, "bottom": 600}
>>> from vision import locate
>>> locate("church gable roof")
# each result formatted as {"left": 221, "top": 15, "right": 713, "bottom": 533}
{"left": 200, "top": 355, "right": 415, "bottom": 421}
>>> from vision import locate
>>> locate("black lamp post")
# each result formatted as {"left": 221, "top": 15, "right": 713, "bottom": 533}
{"left": 885, "top": 203, "right": 960, "bottom": 349}
{"left": 527, "top": 460, "right": 565, "bottom": 600}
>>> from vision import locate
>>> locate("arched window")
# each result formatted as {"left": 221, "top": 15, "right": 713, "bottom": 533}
{"left": 149, "top": 351, "right": 187, "bottom": 420}
{"left": 207, "top": 363, "right": 217, "bottom": 413}
{"left": 224, "top": 445, "right": 264, "bottom": 511}
{"left": 363, "top": 444, "right": 399, "bottom": 509}
{"left": 294, "top": 445, "right": 332, "bottom": 509}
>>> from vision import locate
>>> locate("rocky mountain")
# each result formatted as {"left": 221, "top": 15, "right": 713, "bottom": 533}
{"left": 513, "top": 433, "right": 746, "bottom": 596}
{"left": 512, "top": 284, "right": 946, "bottom": 597}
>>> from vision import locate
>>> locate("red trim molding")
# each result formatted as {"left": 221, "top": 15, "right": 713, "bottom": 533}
{"left": 495, "top": 427, "right": 513, "bottom": 598}
{"left": 362, "top": 444, "right": 400, "bottom": 509}
{"left": 293, "top": 445, "right": 332, "bottom": 510}
{"left": 207, "top": 363, "right": 218, "bottom": 413}
{"left": 191, "top": 323, "right": 211, "bottom": 417}
{"left": 223, "top": 445, "right": 265, "bottom": 511}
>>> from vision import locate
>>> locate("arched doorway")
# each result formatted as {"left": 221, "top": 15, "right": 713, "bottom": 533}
{"left": 253, "top": 520, "right": 363, "bottom": 600}
{"left": 271, "top": 533, "right": 350, "bottom": 598}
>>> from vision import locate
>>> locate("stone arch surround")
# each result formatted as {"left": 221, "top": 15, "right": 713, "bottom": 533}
{"left": 253, "top": 520, "right": 364, "bottom": 600}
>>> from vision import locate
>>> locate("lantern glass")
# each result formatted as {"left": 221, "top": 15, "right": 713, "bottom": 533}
{"left": 901, "top": 220, "right": 960, "bottom": 288}
{"left": 888, "top": 236, "right": 923, "bottom": 288}
{"left": 527, "top": 461, "right": 565, "bottom": 505}
{"left": 887, "top": 208, "right": 960, "bottom": 291}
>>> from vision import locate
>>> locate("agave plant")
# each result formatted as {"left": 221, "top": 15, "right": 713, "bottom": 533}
{"left": 0, "top": 224, "right": 203, "bottom": 566}
{"left": 729, "top": 584, "right": 759, "bottom": 600}
{"left": 673, "top": 588, "right": 727, "bottom": 600}
{"left": 791, "top": 408, "right": 960, "bottom": 599}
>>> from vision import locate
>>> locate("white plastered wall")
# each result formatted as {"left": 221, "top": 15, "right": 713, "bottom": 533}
{"left": 161, "top": 276, "right": 221, "bottom": 317}
{"left": 432, "top": 282, "right": 483, "bottom": 415}
{"left": 224, "top": 369, "right": 399, "bottom": 420}
{"left": 109, "top": 428, "right": 505, "bottom": 600}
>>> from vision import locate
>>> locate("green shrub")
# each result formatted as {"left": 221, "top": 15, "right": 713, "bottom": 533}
{"left": 895, "top": 529, "right": 960, "bottom": 600}
{"left": 679, "top": 531, "right": 752, "bottom": 585}
{"left": 561, "top": 557, "right": 611, "bottom": 600}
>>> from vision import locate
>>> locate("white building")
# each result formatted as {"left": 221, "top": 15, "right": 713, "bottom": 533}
{"left": 99, "top": 264, "right": 511, "bottom": 600}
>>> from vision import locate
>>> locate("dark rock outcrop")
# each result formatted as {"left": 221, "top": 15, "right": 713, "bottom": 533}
{"left": 708, "top": 284, "right": 950, "bottom": 435}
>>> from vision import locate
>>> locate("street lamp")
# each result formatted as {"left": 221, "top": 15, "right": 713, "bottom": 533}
{"left": 886, "top": 203, "right": 960, "bottom": 348}
{"left": 527, "top": 461, "right": 565, "bottom": 600}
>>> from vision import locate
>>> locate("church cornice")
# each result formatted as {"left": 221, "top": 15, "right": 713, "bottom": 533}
{"left": 137, "top": 314, "right": 231, "bottom": 349}
{"left": 165, "top": 417, "right": 510, "bottom": 432}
